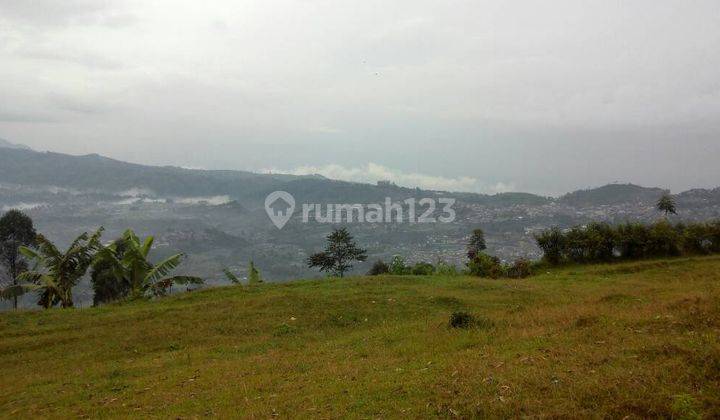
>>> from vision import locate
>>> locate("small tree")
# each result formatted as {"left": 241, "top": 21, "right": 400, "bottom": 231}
{"left": 389, "top": 255, "right": 410, "bottom": 275}
{"left": 18, "top": 229, "right": 104, "bottom": 309}
{"left": 248, "top": 260, "right": 262, "bottom": 284}
{"left": 466, "top": 253, "right": 503, "bottom": 278}
{"left": 223, "top": 261, "right": 262, "bottom": 285}
{"left": 0, "top": 210, "right": 37, "bottom": 309}
{"left": 90, "top": 238, "right": 129, "bottom": 305}
{"left": 534, "top": 227, "right": 565, "bottom": 265}
{"left": 92, "top": 229, "right": 203, "bottom": 301}
{"left": 307, "top": 228, "right": 367, "bottom": 277}
{"left": 467, "top": 228, "right": 487, "bottom": 259}
{"left": 656, "top": 193, "right": 677, "bottom": 217}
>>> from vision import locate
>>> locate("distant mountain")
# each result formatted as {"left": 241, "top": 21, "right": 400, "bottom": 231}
{"left": 0, "top": 147, "right": 548, "bottom": 207}
{"left": 1, "top": 147, "right": 716, "bottom": 208}
{"left": 0, "top": 138, "right": 32, "bottom": 150}
{"left": 0, "top": 148, "right": 312, "bottom": 204}
{"left": 676, "top": 188, "right": 720, "bottom": 207}
{"left": 558, "top": 183, "right": 667, "bottom": 207}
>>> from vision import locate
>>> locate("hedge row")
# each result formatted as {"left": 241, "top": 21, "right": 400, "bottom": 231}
{"left": 534, "top": 220, "right": 720, "bottom": 265}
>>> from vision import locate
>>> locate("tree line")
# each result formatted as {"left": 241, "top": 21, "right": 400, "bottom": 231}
{"left": 532, "top": 192, "right": 720, "bottom": 265}
{"left": 534, "top": 220, "right": 720, "bottom": 265}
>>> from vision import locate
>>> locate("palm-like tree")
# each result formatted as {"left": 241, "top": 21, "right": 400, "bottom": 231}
{"left": 93, "top": 229, "right": 202, "bottom": 300}
{"left": 16, "top": 228, "right": 104, "bottom": 309}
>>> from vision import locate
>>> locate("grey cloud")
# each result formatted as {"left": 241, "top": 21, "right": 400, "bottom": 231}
{"left": 0, "top": 0, "right": 719, "bottom": 195}
{"left": 20, "top": 49, "right": 124, "bottom": 70}
{"left": 0, "top": 111, "right": 57, "bottom": 123}
{"left": 0, "top": 0, "right": 135, "bottom": 28}
{"left": 46, "top": 93, "right": 118, "bottom": 115}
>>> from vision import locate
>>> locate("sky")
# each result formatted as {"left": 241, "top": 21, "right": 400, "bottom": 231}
{"left": 1, "top": 0, "right": 719, "bottom": 196}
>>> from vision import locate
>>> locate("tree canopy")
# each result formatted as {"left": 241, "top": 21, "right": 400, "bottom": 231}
{"left": 0, "top": 210, "right": 37, "bottom": 309}
{"left": 467, "top": 228, "right": 487, "bottom": 259}
{"left": 656, "top": 193, "right": 677, "bottom": 216}
{"left": 307, "top": 228, "right": 367, "bottom": 278}
{"left": 18, "top": 228, "right": 103, "bottom": 308}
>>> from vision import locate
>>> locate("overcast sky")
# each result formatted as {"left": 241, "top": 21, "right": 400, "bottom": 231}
{"left": 1, "top": 0, "right": 719, "bottom": 195}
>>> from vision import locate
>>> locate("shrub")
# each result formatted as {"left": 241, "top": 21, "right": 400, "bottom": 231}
{"left": 448, "top": 311, "right": 474, "bottom": 329}
{"left": 534, "top": 219, "right": 720, "bottom": 265}
{"left": 534, "top": 227, "right": 564, "bottom": 265}
{"left": 683, "top": 223, "right": 712, "bottom": 255}
{"left": 435, "top": 260, "right": 460, "bottom": 276}
{"left": 367, "top": 260, "right": 389, "bottom": 276}
{"left": 506, "top": 258, "right": 533, "bottom": 278}
{"left": 647, "top": 220, "right": 681, "bottom": 257}
{"left": 708, "top": 221, "right": 720, "bottom": 253}
{"left": 448, "top": 311, "right": 494, "bottom": 329}
{"left": 467, "top": 253, "right": 503, "bottom": 278}
{"left": 389, "top": 256, "right": 410, "bottom": 275}
{"left": 615, "top": 222, "right": 650, "bottom": 259}
{"left": 585, "top": 222, "right": 616, "bottom": 261}
{"left": 564, "top": 226, "right": 589, "bottom": 262}
{"left": 248, "top": 260, "right": 263, "bottom": 284}
{"left": 411, "top": 262, "right": 435, "bottom": 276}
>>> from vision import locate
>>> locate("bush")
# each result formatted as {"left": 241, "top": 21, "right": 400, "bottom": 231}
{"left": 367, "top": 260, "right": 389, "bottom": 275}
{"left": 506, "top": 258, "right": 533, "bottom": 278}
{"left": 535, "top": 227, "right": 564, "bottom": 265}
{"left": 647, "top": 220, "right": 681, "bottom": 257}
{"left": 448, "top": 311, "right": 494, "bottom": 329}
{"left": 467, "top": 253, "right": 503, "bottom": 278}
{"left": 534, "top": 219, "right": 720, "bottom": 265}
{"left": 377, "top": 257, "right": 439, "bottom": 276}
{"left": 708, "top": 221, "right": 720, "bottom": 253}
{"left": 683, "top": 223, "right": 712, "bottom": 255}
{"left": 389, "top": 256, "right": 411, "bottom": 275}
{"left": 448, "top": 311, "right": 474, "bottom": 329}
{"left": 615, "top": 222, "right": 651, "bottom": 259}
{"left": 411, "top": 262, "right": 435, "bottom": 275}
{"left": 435, "top": 260, "right": 460, "bottom": 276}
{"left": 585, "top": 222, "right": 616, "bottom": 261}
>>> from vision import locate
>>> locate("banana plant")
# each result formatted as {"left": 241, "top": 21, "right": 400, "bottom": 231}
{"left": 17, "top": 228, "right": 104, "bottom": 309}
{"left": 93, "top": 229, "right": 203, "bottom": 300}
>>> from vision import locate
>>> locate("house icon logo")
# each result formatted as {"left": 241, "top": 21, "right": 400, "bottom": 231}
{"left": 264, "top": 191, "right": 295, "bottom": 229}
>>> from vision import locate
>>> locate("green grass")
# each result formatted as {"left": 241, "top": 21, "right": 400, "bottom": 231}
{"left": 2, "top": 256, "right": 720, "bottom": 418}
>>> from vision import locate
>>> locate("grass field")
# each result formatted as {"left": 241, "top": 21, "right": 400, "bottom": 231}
{"left": 2, "top": 257, "right": 720, "bottom": 418}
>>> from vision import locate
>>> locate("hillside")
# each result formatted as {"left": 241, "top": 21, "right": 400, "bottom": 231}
{"left": 0, "top": 147, "right": 549, "bottom": 207}
{"left": 3, "top": 146, "right": 716, "bottom": 208}
{"left": 2, "top": 256, "right": 719, "bottom": 417}
{"left": 558, "top": 183, "right": 667, "bottom": 207}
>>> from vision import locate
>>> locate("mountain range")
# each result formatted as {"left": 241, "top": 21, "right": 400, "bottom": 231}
{"left": 2, "top": 144, "right": 717, "bottom": 206}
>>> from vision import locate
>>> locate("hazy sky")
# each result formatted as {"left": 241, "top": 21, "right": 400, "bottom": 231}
{"left": 1, "top": 0, "right": 719, "bottom": 195}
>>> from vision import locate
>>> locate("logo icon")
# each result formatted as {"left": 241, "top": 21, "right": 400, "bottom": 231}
{"left": 265, "top": 191, "right": 295, "bottom": 229}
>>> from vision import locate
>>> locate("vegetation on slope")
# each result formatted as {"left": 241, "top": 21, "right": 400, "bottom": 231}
{"left": 1, "top": 256, "right": 719, "bottom": 417}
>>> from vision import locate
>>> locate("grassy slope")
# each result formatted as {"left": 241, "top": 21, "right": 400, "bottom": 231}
{"left": 1, "top": 257, "right": 719, "bottom": 418}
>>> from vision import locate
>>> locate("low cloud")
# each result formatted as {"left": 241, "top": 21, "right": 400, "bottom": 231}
{"left": 269, "top": 162, "right": 515, "bottom": 194}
